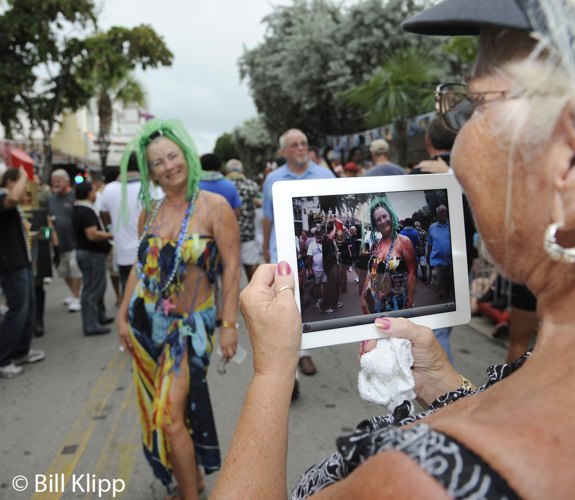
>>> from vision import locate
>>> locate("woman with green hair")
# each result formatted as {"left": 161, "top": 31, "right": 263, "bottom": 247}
{"left": 116, "top": 118, "right": 240, "bottom": 498}
{"left": 360, "top": 196, "right": 417, "bottom": 314}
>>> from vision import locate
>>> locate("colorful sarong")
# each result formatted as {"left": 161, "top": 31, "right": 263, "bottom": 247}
{"left": 129, "top": 295, "right": 220, "bottom": 488}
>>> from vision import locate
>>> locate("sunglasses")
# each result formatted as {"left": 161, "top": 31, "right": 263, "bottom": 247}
{"left": 435, "top": 83, "right": 513, "bottom": 133}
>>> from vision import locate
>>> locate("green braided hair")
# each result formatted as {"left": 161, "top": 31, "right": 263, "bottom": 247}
{"left": 119, "top": 118, "right": 202, "bottom": 216}
{"left": 365, "top": 195, "right": 399, "bottom": 249}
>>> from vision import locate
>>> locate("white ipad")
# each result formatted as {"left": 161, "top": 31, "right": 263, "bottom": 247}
{"left": 273, "top": 173, "right": 470, "bottom": 349}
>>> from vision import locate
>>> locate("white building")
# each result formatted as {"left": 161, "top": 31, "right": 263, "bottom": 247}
{"left": 1, "top": 100, "right": 149, "bottom": 175}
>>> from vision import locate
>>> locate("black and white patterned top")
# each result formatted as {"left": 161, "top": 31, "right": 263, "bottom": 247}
{"left": 291, "top": 354, "right": 530, "bottom": 499}
{"left": 228, "top": 173, "right": 259, "bottom": 243}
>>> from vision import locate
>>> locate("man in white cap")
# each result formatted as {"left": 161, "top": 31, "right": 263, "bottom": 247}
{"left": 48, "top": 169, "right": 82, "bottom": 312}
{"left": 364, "top": 139, "right": 405, "bottom": 176}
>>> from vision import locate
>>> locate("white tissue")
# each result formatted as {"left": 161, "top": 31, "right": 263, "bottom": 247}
{"left": 358, "top": 337, "right": 416, "bottom": 414}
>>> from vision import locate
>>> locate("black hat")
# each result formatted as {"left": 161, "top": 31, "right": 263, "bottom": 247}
{"left": 402, "top": 0, "right": 537, "bottom": 36}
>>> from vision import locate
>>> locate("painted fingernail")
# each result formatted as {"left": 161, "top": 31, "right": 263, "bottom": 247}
{"left": 375, "top": 317, "right": 391, "bottom": 330}
{"left": 277, "top": 261, "right": 291, "bottom": 276}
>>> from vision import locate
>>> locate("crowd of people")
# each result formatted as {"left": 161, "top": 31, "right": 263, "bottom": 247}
{"left": 3, "top": 0, "right": 573, "bottom": 496}
{"left": 297, "top": 210, "right": 440, "bottom": 315}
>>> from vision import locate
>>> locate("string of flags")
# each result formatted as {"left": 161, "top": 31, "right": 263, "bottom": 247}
{"left": 325, "top": 111, "right": 435, "bottom": 157}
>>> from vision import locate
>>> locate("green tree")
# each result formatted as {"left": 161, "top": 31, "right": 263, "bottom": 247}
{"left": 240, "top": 0, "right": 347, "bottom": 144}
{"left": 214, "top": 133, "right": 240, "bottom": 163}
{"left": 233, "top": 117, "right": 276, "bottom": 178}
{"left": 442, "top": 36, "right": 479, "bottom": 79}
{"left": 341, "top": 47, "right": 442, "bottom": 166}
{"left": 0, "top": 0, "right": 97, "bottom": 174}
{"left": 239, "top": 0, "right": 433, "bottom": 143}
{"left": 76, "top": 25, "right": 173, "bottom": 169}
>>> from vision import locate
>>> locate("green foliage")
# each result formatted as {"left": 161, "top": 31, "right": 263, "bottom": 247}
{"left": 240, "top": 0, "right": 349, "bottom": 143}
{"left": 0, "top": 1, "right": 173, "bottom": 171}
{"left": 75, "top": 25, "right": 173, "bottom": 168}
{"left": 232, "top": 117, "right": 276, "bottom": 178}
{"left": 441, "top": 36, "right": 479, "bottom": 78}
{"left": 76, "top": 25, "right": 173, "bottom": 86}
{"left": 0, "top": 0, "right": 97, "bottom": 138}
{"left": 341, "top": 45, "right": 443, "bottom": 167}
{"left": 341, "top": 47, "right": 440, "bottom": 126}
{"left": 234, "top": 117, "right": 274, "bottom": 149}
{"left": 442, "top": 37, "right": 479, "bottom": 64}
{"left": 214, "top": 133, "right": 240, "bottom": 163}
{"left": 239, "top": 0, "right": 445, "bottom": 143}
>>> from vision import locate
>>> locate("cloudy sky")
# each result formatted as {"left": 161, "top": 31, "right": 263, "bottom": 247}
{"left": 99, "top": 0, "right": 297, "bottom": 154}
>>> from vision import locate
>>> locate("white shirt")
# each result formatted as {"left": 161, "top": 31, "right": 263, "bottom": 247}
{"left": 99, "top": 179, "right": 142, "bottom": 266}
{"left": 306, "top": 239, "right": 324, "bottom": 274}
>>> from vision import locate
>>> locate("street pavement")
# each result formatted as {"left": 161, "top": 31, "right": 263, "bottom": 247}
{"left": 301, "top": 267, "right": 437, "bottom": 324}
{"left": 0, "top": 272, "right": 508, "bottom": 499}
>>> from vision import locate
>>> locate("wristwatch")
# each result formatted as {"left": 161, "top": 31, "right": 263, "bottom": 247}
{"left": 459, "top": 374, "right": 476, "bottom": 391}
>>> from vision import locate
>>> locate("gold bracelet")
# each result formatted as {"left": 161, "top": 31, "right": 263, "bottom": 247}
{"left": 460, "top": 374, "right": 476, "bottom": 391}
{"left": 221, "top": 320, "right": 239, "bottom": 329}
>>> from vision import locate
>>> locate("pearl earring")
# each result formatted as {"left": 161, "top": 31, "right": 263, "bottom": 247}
{"left": 544, "top": 223, "right": 575, "bottom": 263}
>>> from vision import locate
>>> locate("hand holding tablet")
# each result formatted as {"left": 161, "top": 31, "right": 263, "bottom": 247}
{"left": 273, "top": 174, "right": 470, "bottom": 349}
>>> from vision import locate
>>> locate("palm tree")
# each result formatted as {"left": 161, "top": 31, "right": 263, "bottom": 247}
{"left": 95, "top": 75, "right": 146, "bottom": 169}
{"left": 341, "top": 47, "right": 441, "bottom": 167}
{"left": 76, "top": 26, "right": 173, "bottom": 169}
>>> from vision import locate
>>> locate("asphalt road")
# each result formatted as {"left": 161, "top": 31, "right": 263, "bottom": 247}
{"left": 0, "top": 274, "right": 507, "bottom": 499}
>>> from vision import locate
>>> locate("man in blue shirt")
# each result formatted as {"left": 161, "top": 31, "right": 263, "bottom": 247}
{"left": 262, "top": 129, "right": 334, "bottom": 388}
{"left": 399, "top": 218, "right": 420, "bottom": 254}
{"left": 199, "top": 153, "right": 242, "bottom": 216}
{"left": 426, "top": 204, "right": 454, "bottom": 362}
{"left": 262, "top": 129, "right": 335, "bottom": 263}
{"left": 427, "top": 205, "right": 452, "bottom": 273}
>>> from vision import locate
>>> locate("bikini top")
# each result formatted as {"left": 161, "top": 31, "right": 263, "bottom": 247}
{"left": 291, "top": 354, "right": 530, "bottom": 500}
{"left": 372, "top": 255, "right": 407, "bottom": 276}
{"left": 137, "top": 233, "right": 221, "bottom": 294}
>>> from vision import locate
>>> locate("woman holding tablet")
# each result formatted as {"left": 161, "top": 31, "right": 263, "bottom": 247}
{"left": 213, "top": 0, "right": 575, "bottom": 498}
{"left": 360, "top": 198, "right": 417, "bottom": 314}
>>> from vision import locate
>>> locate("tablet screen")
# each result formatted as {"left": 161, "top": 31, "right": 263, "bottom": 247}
{"left": 273, "top": 174, "right": 470, "bottom": 349}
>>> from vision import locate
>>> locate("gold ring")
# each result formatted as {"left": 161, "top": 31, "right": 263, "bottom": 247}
{"left": 277, "top": 284, "right": 295, "bottom": 295}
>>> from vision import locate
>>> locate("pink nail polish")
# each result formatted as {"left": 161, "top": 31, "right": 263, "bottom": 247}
{"left": 277, "top": 261, "right": 291, "bottom": 276}
{"left": 375, "top": 317, "right": 391, "bottom": 330}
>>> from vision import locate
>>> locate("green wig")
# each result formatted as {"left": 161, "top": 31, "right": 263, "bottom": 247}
{"left": 365, "top": 195, "right": 399, "bottom": 248}
{"left": 119, "top": 118, "right": 202, "bottom": 215}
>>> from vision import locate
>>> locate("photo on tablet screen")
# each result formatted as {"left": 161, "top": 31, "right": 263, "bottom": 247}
{"left": 273, "top": 175, "right": 470, "bottom": 349}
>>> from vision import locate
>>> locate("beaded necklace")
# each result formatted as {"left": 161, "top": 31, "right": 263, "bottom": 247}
{"left": 137, "top": 192, "right": 198, "bottom": 297}
{"left": 17, "top": 206, "right": 32, "bottom": 263}
{"left": 74, "top": 200, "right": 106, "bottom": 231}
{"left": 370, "top": 237, "right": 396, "bottom": 269}
{"left": 368, "top": 236, "right": 397, "bottom": 293}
